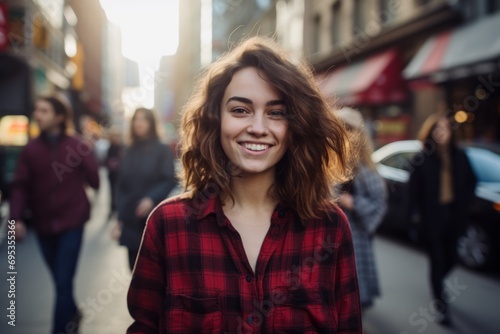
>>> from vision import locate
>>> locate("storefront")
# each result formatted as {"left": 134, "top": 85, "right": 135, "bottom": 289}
{"left": 404, "top": 12, "right": 500, "bottom": 143}
{"left": 316, "top": 48, "right": 410, "bottom": 147}
{"left": 0, "top": 53, "right": 32, "bottom": 200}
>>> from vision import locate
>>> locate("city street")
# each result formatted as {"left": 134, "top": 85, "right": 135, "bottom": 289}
{"left": 1, "top": 1, "right": 500, "bottom": 333}
{"left": 0, "top": 169, "right": 133, "bottom": 334}
{"left": 363, "top": 235, "right": 500, "bottom": 334}
{"left": 0, "top": 170, "right": 499, "bottom": 333}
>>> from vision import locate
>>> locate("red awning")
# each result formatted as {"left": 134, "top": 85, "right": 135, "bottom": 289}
{"left": 316, "top": 48, "right": 408, "bottom": 105}
{"left": 404, "top": 12, "right": 500, "bottom": 81}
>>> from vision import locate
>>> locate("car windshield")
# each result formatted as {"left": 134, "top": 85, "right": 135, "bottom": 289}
{"left": 465, "top": 147, "right": 500, "bottom": 183}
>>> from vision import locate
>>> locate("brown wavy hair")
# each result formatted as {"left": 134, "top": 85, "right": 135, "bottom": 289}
{"left": 179, "top": 36, "right": 354, "bottom": 220}
{"left": 346, "top": 125, "right": 376, "bottom": 171}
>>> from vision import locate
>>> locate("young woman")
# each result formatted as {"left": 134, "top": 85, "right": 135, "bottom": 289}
{"left": 336, "top": 107, "right": 387, "bottom": 310}
{"left": 114, "top": 108, "right": 177, "bottom": 270}
{"left": 409, "top": 114, "right": 476, "bottom": 326}
{"left": 127, "top": 37, "right": 362, "bottom": 333}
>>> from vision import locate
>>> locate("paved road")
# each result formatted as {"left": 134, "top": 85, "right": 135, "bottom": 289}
{"left": 0, "top": 169, "right": 133, "bottom": 334}
{"left": 0, "top": 170, "right": 499, "bottom": 333}
{"left": 363, "top": 235, "right": 500, "bottom": 334}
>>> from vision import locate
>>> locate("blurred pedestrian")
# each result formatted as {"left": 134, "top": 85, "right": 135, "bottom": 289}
{"left": 9, "top": 94, "right": 100, "bottom": 334}
{"left": 104, "top": 126, "right": 124, "bottom": 220}
{"left": 113, "top": 107, "right": 176, "bottom": 271}
{"left": 408, "top": 114, "right": 476, "bottom": 326}
{"left": 127, "top": 36, "right": 362, "bottom": 333}
{"left": 336, "top": 107, "right": 387, "bottom": 310}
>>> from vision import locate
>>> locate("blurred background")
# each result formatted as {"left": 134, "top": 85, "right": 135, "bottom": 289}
{"left": 1, "top": 0, "right": 500, "bottom": 173}
{"left": 0, "top": 0, "right": 499, "bottom": 333}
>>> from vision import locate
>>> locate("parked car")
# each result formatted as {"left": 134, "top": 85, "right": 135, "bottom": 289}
{"left": 372, "top": 140, "right": 500, "bottom": 270}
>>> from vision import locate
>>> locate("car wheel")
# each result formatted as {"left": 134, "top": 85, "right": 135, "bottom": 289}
{"left": 456, "top": 223, "right": 492, "bottom": 270}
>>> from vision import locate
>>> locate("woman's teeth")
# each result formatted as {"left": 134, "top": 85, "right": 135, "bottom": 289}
{"left": 243, "top": 143, "right": 269, "bottom": 151}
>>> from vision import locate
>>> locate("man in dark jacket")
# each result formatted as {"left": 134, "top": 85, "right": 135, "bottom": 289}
{"left": 10, "top": 95, "right": 99, "bottom": 334}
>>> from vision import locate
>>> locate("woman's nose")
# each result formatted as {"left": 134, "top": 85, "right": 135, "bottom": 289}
{"left": 247, "top": 114, "right": 268, "bottom": 136}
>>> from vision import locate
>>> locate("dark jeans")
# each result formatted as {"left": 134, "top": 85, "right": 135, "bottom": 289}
{"left": 427, "top": 204, "right": 456, "bottom": 312}
{"left": 37, "top": 225, "right": 84, "bottom": 334}
{"left": 108, "top": 172, "right": 118, "bottom": 213}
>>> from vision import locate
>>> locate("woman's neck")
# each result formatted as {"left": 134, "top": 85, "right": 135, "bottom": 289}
{"left": 226, "top": 171, "right": 277, "bottom": 212}
{"left": 437, "top": 143, "right": 451, "bottom": 155}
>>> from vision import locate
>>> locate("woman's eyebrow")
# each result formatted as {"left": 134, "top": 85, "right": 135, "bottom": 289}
{"left": 226, "top": 96, "right": 252, "bottom": 105}
{"left": 266, "top": 99, "right": 285, "bottom": 107}
{"left": 226, "top": 96, "right": 285, "bottom": 106}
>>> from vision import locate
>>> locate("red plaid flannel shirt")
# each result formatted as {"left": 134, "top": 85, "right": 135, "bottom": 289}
{"left": 127, "top": 194, "right": 362, "bottom": 333}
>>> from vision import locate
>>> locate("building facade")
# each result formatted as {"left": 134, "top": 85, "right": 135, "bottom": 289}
{"left": 69, "top": 0, "right": 107, "bottom": 122}
{"left": 302, "top": 0, "right": 500, "bottom": 145}
{"left": 0, "top": 0, "right": 109, "bottom": 134}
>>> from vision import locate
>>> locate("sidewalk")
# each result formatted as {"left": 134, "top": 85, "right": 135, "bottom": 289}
{"left": 0, "top": 169, "right": 133, "bottom": 334}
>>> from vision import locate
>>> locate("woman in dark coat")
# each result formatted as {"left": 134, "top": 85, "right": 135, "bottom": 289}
{"left": 409, "top": 114, "right": 476, "bottom": 326}
{"left": 115, "top": 108, "right": 177, "bottom": 270}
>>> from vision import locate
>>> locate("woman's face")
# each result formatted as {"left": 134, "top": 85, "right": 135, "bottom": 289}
{"left": 432, "top": 117, "right": 452, "bottom": 145}
{"left": 220, "top": 67, "right": 289, "bottom": 176}
{"left": 132, "top": 111, "right": 151, "bottom": 139}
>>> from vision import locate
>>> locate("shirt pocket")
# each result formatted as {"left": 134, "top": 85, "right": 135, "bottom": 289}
{"left": 165, "top": 290, "right": 222, "bottom": 334}
{"left": 272, "top": 282, "right": 336, "bottom": 333}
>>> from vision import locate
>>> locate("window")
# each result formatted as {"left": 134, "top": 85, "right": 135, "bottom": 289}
{"left": 465, "top": 147, "right": 500, "bottom": 183}
{"left": 353, "top": 0, "right": 364, "bottom": 34}
{"left": 378, "top": 0, "right": 392, "bottom": 25}
{"left": 313, "top": 14, "right": 321, "bottom": 54}
{"left": 331, "top": 1, "right": 341, "bottom": 45}
{"left": 458, "top": 0, "right": 488, "bottom": 21}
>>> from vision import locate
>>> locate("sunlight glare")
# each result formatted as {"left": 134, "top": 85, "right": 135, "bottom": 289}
{"left": 100, "top": 0, "right": 179, "bottom": 109}
{"left": 100, "top": 0, "right": 179, "bottom": 64}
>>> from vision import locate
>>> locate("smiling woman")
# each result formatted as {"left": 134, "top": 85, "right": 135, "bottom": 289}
{"left": 126, "top": 36, "right": 362, "bottom": 334}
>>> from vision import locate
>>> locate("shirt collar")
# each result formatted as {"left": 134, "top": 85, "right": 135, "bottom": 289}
{"left": 187, "top": 191, "right": 219, "bottom": 221}
{"left": 188, "top": 192, "right": 291, "bottom": 227}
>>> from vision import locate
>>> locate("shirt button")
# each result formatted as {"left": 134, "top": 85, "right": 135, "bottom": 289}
{"left": 278, "top": 209, "right": 286, "bottom": 218}
{"left": 247, "top": 315, "right": 254, "bottom": 324}
{"left": 246, "top": 275, "right": 252, "bottom": 282}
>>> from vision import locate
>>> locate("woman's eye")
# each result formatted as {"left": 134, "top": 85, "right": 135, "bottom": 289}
{"left": 231, "top": 107, "right": 247, "bottom": 114}
{"left": 268, "top": 110, "right": 286, "bottom": 118}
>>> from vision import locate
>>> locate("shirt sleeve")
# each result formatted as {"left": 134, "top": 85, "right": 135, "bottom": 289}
{"left": 127, "top": 208, "right": 166, "bottom": 333}
{"left": 334, "top": 210, "right": 363, "bottom": 333}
